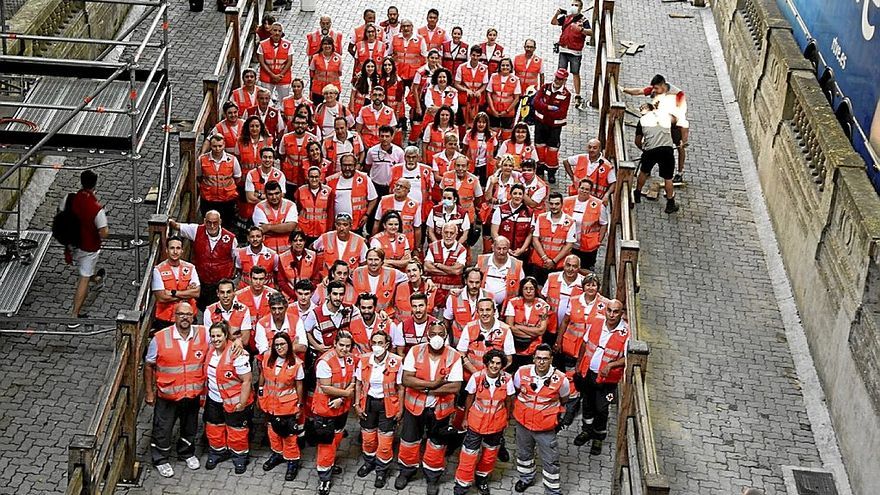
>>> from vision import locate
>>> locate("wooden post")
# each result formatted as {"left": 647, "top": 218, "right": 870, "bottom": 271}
{"left": 202, "top": 75, "right": 220, "bottom": 134}
{"left": 116, "top": 310, "right": 143, "bottom": 483}
{"left": 226, "top": 7, "right": 242, "bottom": 88}
{"left": 603, "top": 173, "right": 622, "bottom": 293}
{"left": 69, "top": 434, "right": 97, "bottom": 494}
{"left": 590, "top": 0, "right": 601, "bottom": 46}
{"left": 613, "top": 340, "right": 648, "bottom": 495}
{"left": 616, "top": 240, "right": 639, "bottom": 304}
{"left": 148, "top": 214, "right": 169, "bottom": 260}
{"left": 178, "top": 132, "right": 199, "bottom": 221}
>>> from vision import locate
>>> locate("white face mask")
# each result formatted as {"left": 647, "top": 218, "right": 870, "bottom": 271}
{"left": 442, "top": 198, "right": 454, "bottom": 208}
{"left": 372, "top": 345, "right": 386, "bottom": 356}
{"left": 429, "top": 335, "right": 445, "bottom": 350}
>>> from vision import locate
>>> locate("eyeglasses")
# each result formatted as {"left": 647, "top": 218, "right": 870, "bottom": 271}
{"left": 274, "top": 343, "right": 288, "bottom": 348}
{"left": 175, "top": 312, "right": 194, "bottom": 317}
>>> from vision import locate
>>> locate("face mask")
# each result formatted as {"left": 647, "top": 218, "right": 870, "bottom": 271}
{"left": 522, "top": 172, "right": 535, "bottom": 182}
{"left": 372, "top": 345, "right": 386, "bottom": 356}
{"left": 442, "top": 198, "right": 454, "bottom": 208}
{"left": 429, "top": 335, "right": 445, "bottom": 350}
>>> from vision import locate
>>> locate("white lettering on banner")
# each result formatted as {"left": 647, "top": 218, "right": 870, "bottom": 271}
{"left": 831, "top": 37, "right": 848, "bottom": 70}
{"left": 861, "top": 0, "right": 880, "bottom": 41}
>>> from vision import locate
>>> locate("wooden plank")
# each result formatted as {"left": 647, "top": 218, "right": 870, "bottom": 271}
{"left": 668, "top": 13, "right": 695, "bottom": 18}
{"left": 627, "top": 417, "right": 644, "bottom": 495}
{"left": 100, "top": 437, "right": 129, "bottom": 495}
{"left": 64, "top": 467, "right": 84, "bottom": 495}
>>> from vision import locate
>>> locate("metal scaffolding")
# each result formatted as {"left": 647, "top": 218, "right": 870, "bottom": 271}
{"left": 0, "top": 0, "right": 172, "bottom": 321}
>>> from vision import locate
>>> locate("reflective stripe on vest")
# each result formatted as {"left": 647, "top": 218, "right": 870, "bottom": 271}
{"left": 467, "top": 370, "right": 511, "bottom": 435}
{"left": 357, "top": 352, "right": 402, "bottom": 418}
{"left": 403, "top": 344, "right": 459, "bottom": 418}
{"left": 513, "top": 367, "right": 565, "bottom": 432}
{"left": 312, "top": 349, "right": 355, "bottom": 417}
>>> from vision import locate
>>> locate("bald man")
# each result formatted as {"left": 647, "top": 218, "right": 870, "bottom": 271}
{"left": 169, "top": 211, "right": 236, "bottom": 309}
{"left": 563, "top": 138, "right": 616, "bottom": 202}
{"left": 476, "top": 236, "right": 525, "bottom": 306}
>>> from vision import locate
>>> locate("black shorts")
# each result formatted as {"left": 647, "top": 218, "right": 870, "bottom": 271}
{"left": 671, "top": 125, "right": 682, "bottom": 145}
{"left": 639, "top": 146, "right": 675, "bottom": 180}
{"left": 488, "top": 114, "right": 514, "bottom": 129}
{"left": 534, "top": 123, "right": 562, "bottom": 149}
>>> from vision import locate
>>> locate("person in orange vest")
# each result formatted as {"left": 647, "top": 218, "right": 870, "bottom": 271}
{"left": 455, "top": 46, "right": 490, "bottom": 129}
{"left": 372, "top": 180, "right": 422, "bottom": 252}
{"left": 555, "top": 272, "right": 609, "bottom": 372}
{"left": 351, "top": 24, "right": 386, "bottom": 84}
{"left": 231, "top": 68, "right": 264, "bottom": 113}
{"left": 287, "top": 278, "right": 316, "bottom": 324}
{"left": 198, "top": 134, "right": 242, "bottom": 224}
{"left": 203, "top": 321, "right": 254, "bottom": 473}
{"left": 407, "top": 49, "right": 443, "bottom": 143}
{"left": 254, "top": 291, "right": 309, "bottom": 356}
{"left": 327, "top": 154, "right": 379, "bottom": 233}
{"left": 520, "top": 160, "right": 549, "bottom": 215}
{"left": 392, "top": 260, "right": 437, "bottom": 319}
{"left": 390, "top": 291, "right": 437, "bottom": 357}
{"left": 349, "top": 293, "right": 391, "bottom": 355}
{"left": 540, "top": 254, "right": 583, "bottom": 346}
{"left": 440, "top": 155, "right": 482, "bottom": 224}
{"left": 498, "top": 122, "right": 539, "bottom": 170}
{"left": 351, "top": 247, "right": 408, "bottom": 316}
{"left": 476, "top": 236, "right": 524, "bottom": 307}
{"left": 418, "top": 8, "right": 451, "bottom": 53}
{"left": 504, "top": 276, "right": 552, "bottom": 372}
{"left": 144, "top": 302, "right": 209, "bottom": 477}
{"left": 528, "top": 192, "right": 577, "bottom": 284}
{"left": 243, "top": 147, "right": 285, "bottom": 225}
{"left": 563, "top": 138, "right": 616, "bottom": 200}
{"left": 514, "top": 39, "right": 544, "bottom": 92}
{"left": 443, "top": 267, "right": 493, "bottom": 344}
{"left": 426, "top": 187, "right": 471, "bottom": 245}
{"left": 244, "top": 88, "right": 285, "bottom": 142}
{"left": 277, "top": 230, "right": 321, "bottom": 298}
{"left": 390, "top": 146, "right": 435, "bottom": 219}
{"left": 237, "top": 115, "right": 273, "bottom": 178}
{"left": 457, "top": 298, "right": 516, "bottom": 380}
{"left": 424, "top": 223, "right": 467, "bottom": 304}
{"left": 309, "top": 36, "right": 344, "bottom": 105}
{"left": 453, "top": 349, "right": 515, "bottom": 495}
{"left": 323, "top": 116, "right": 365, "bottom": 172}
{"left": 151, "top": 236, "right": 201, "bottom": 330}
{"left": 312, "top": 331, "right": 357, "bottom": 495}
{"left": 279, "top": 112, "right": 320, "bottom": 189}
{"left": 314, "top": 84, "right": 355, "bottom": 137}
{"left": 396, "top": 322, "right": 463, "bottom": 494}
{"left": 258, "top": 331, "right": 305, "bottom": 481}
{"left": 235, "top": 226, "right": 278, "bottom": 289}
{"left": 204, "top": 279, "right": 253, "bottom": 340}
{"left": 348, "top": 8, "right": 384, "bottom": 54}
{"left": 235, "top": 266, "right": 277, "bottom": 346}
{"left": 306, "top": 15, "right": 343, "bottom": 57}
{"left": 512, "top": 344, "right": 569, "bottom": 494}
{"left": 312, "top": 212, "right": 368, "bottom": 274}
{"left": 370, "top": 211, "right": 412, "bottom": 271}
{"left": 253, "top": 180, "right": 299, "bottom": 254}
{"left": 357, "top": 87, "right": 399, "bottom": 150}
{"left": 532, "top": 69, "right": 572, "bottom": 184}
{"left": 482, "top": 155, "right": 522, "bottom": 243}
{"left": 551, "top": 0, "right": 592, "bottom": 110}
{"left": 364, "top": 125, "right": 405, "bottom": 204}
{"left": 562, "top": 178, "right": 608, "bottom": 271}
{"left": 490, "top": 184, "right": 533, "bottom": 258}
{"left": 257, "top": 22, "right": 294, "bottom": 101}
{"left": 281, "top": 78, "right": 314, "bottom": 132}
{"left": 486, "top": 58, "right": 521, "bottom": 141}
{"left": 573, "top": 300, "right": 629, "bottom": 455}
{"left": 213, "top": 102, "right": 244, "bottom": 154}
{"left": 169, "top": 211, "right": 236, "bottom": 310}
{"left": 311, "top": 259, "right": 359, "bottom": 309}
{"left": 479, "top": 28, "right": 505, "bottom": 74}
{"left": 442, "top": 25, "right": 468, "bottom": 73}
{"left": 385, "top": 19, "right": 427, "bottom": 88}
{"left": 295, "top": 166, "right": 334, "bottom": 243}
{"left": 430, "top": 127, "right": 464, "bottom": 184}
{"left": 353, "top": 330, "right": 404, "bottom": 488}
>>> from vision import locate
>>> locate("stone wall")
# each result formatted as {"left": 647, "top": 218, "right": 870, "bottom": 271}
{"left": 710, "top": 0, "right": 880, "bottom": 493}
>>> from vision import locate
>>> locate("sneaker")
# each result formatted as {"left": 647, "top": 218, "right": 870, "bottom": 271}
{"left": 590, "top": 439, "right": 603, "bottom": 455}
{"left": 66, "top": 313, "right": 89, "bottom": 329}
{"left": 285, "top": 461, "right": 299, "bottom": 481}
{"left": 156, "top": 463, "right": 174, "bottom": 478}
{"left": 263, "top": 452, "right": 284, "bottom": 471}
{"left": 375, "top": 471, "right": 388, "bottom": 488}
{"left": 574, "top": 95, "right": 584, "bottom": 110}
{"left": 91, "top": 268, "right": 106, "bottom": 290}
{"left": 185, "top": 455, "right": 200, "bottom": 470}
{"left": 546, "top": 169, "right": 557, "bottom": 184}
{"left": 426, "top": 479, "right": 440, "bottom": 495}
{"left": 514, "top": 480, "right": 534, "bottom": 493}
{"left": 573, "top": 431, "right": 591, "bottom": 447}
{"left": 357, "top": 462, "right": 375, "bottom": 477}
{"left": 318, "top": 480, "right": 331, "bottom": 495}
{"left": 664, "top": 200, "right": 679, "bottom": 214}
{"left": 394, "top": 472, "right": 412, "bottom": 490}
{"left": 672, "top": 174, "right": 684, "bottom": 185}
{"left": 233, "top": 458, "right": 248, "bottom": 474}
{"left": 476, "top": 476, "right": 491, "bottom": 495}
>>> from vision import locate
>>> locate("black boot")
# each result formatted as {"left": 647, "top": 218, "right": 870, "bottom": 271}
{"left": 664, "top": 197, "right": 679, "bottom": 214}
{"left": 263, "top": 452, "right": 284, "bottom": 471}
{"left": 285, "top": 460, "right": 299, "bottom": 481}
{"left": 546, "top": 168, "right": 557, "bottom": 184}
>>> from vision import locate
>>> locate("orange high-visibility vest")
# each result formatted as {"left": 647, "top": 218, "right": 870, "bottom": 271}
{"left": 476, "top": 254, "right": 523, "bottom": 305}
{"left": 313, "top": 282, "right": 358, "bottom": 308}
{"left": 354, "top": 39, "right": 387, "bottom": 74}
{"left": 236, "top": 137, "right": 273, "bottom": 174}
{"left": 351, "top": 266, "right": 398, "bottom": 312}
{"left": 358, "top": 104, "right": 396, "bottom": 148}
{"left": 306, "top": 29, "right": 343, "bottom": 56}
{"left": 154, "top": 260, "right": 198, "bottom": 321}
{"left": 348, "top": 316, "right": 389, "bottom": 355}
{"left": 402, "top": 344, "right": 460, "bottom": 418}
{"left": 241, "top": 165, "right": 283, "bottom": 220}
{"left": 528, "top": 213, "right": 576, "bottom": 268}
{"left": 277, "top": 249, "right": 318, "bottom": 298}
{"left": 442, "top": 40, "right": 469, "bottom": 73}
{"left": 488, "top": 74, "right": 520, "bottom": 117}
{"left": 236, "top": 245, "right": 277, "bottom": 289}
{"left": 352, "top": 23, "right": 386, "bottom": 45}
{"left": 210, "top": 344, "right": 254, "bottom": 413}
{"left": 440, "top": 171, "right": 478, "bottom": 221}
{"left": 418, "top": 26, "right": 448, "bottom": 52}
{"left": 379, "top": 195, "right": 420, "bottom": 248}
{"left": 310, "top": 53, "right": 343, "bottom": 96}
{"left": 255, "top": 199, "right": 297, "bottom": 253}
{"left": 199, "top": 154, "right": 239, "bottom": 202}
{"left": 371, "top": 232, "right": 409, "bottom": 261}
{"left": 259, "top": 356, "right": 303, "bottom": 416}
{"left": 513, "top": 366, "right": 566, "bottom": 432}
{"left": 390, "top": 164, "right": 433, "bottom": 201}
{"left": 214, "top": 120, "right": 243, "bottom": 153}
{"left": 326, "top": 171, "right": 371, "bottom": 228}
{"left": 480, "top": 42, "right": 505, "bottom": 73}
{"left": 280, "top": 132, "right": 319, "bottom": 186}
{"left": 311, "top": 349, "right": 355, "bottom": 417}
{"left": 507, "top": 297, "right": 551, "bottom": 356}
{"left": 357, "top": 352, "right": 403, "bottom": 417}
{"left": 575, "top": 318, "right": 630, "bottom": 383}
{"left": 499, "top": 140, "right": 535, "bottom": 170}
{"left": 390, "top": 35, "right": 425, "bottom": 80}
{"left": 513, "top": 54, "right": 543, "bottom": 90}
{"left": 543, "top": 272, "right": 584, "bottom": 334}
{"left": 281, "top": 94, "right": 315, "bottom": 129}
{"left": 205, "top": 300, "right": 249, "bottom": 329}
{"left": 235, "top": 286, "right": 275, "bottom": 322}
{"left": 295, "top": 184, "right": 332, "bottom": 237}
{"left": 430, "top": 149, "right": 461, "bottom": 179}
{"left": 153, "top": 325, "right": 209, "bottom": 400}
{"left": 232, "top": 86, "right": 261, "bottom": 113}
{"left": 559, "top": 295, "right": 608, "bottom": 358}
{"left": 447, "top": 291, "right": 490, "bottom": 341}
{"left": 317, "top": 230, "right": 367, "bottom": 273}
{"left": 568, "top": 155, "right": 613, "bottom": 197}
{"left": 423, "top": 125, "right": 456, "bottom": 165}
{"left": 456, "top": 63, "right": 489, "bottom": 105}
{"left": 392, "top": 280, "right": 436, "bottom": 320}
{"left": 466, "top": 370, "right": 512, "bottom": 435}
{"left": 461, "top": 321, "right": 512, "bottom": 376}
{"left": 562, "top": 195, "right": 603, "bottom": 252}
{"left": 464, "top": 132, "right": 497, "bottom": 174}
{"left": 259, "top": 38, "right": 293, "bottom": 84}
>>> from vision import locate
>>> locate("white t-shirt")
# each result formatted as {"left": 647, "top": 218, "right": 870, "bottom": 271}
{"left": 252, "top": 200, "right": 299, "bottom": 227}
{"left": 390, "top": 319, "right": 429, "bottom": 347}
{"left": 541, "top": 273, "right": 583, "bottom": 327}
{"left": 426, "top": 207, "right": 471, "bottom": 233}
{"left": 513, "top": 365, "right": 571, "bottom": 396}
{"left": 245, "top": 167, "right": 288, "bottom": 193}
{"left": 254, "top": 316, "right": 308, "bottom": 354}
{"left": 424, "top": 241, "right": 467, "bottom": 266}
{"left": 482, "top": 256, "right": 524, "bottom": 305}
{"left": 311, "top": 234, "right": 368, "bottom": 265}
{"left": 465, "top": 373, "right": 516, "bottom": 396}
{"left": 207, "top": 351, "right": 251, "bottom": 402}
{"left": 151, "top": 263, "right": 201, "bottom": 291}
{"left": 398, "top": 165, "right": 433, "bottom": 205}
{"left": 145, "top": 325, "right": 200, "bottom": 363}
{"left": 585, "top": 319, "right": 628, "bottom": 373}
{"left": 374, "top": 197, "right": 423, "bottom": 226}
{"left": 354, "top": 353, "right": 403, "bottom": 398}
{"left": 177, "top": 223, "right": 222, "bottom": 250}
{"left": 203, "top": 301, "right": 253, "bottom": 331}
{"left": 367, "top": 269, "right": 408, "bottom": 293}
{"left": 402, "top": 346, "right": 463, "bottom": 407}
{"left": 316, "top": 354, "right": 348, "bottom": 379}
{"left": 332, "top": 174, "right": 378, "bottom": 216}
{"left": 369, "top": 235, "right": 411, "bottom": 252}
{"left": 455, "top": 320, "right": 516, "bottom": 356}
{"left": 365, "top": 144, "right": 405, "bottom": 186}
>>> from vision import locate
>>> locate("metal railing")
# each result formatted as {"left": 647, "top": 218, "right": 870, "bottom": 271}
{"left": 64, "top": 0, "right": 266, "bottom": 492}
{"left": 590, "top": 1, "right": 670, "bottom": 494}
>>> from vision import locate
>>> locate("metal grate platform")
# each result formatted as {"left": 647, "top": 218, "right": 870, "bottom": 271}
{"left": 0, "top": 230, "right": 52, "bottom": 315}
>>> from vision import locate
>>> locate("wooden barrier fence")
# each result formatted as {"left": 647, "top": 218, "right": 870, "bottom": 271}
{"left": 63, "top": 0, "right": 266, "bottom": 492}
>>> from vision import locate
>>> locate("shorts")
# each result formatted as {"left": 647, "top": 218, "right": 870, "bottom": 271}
{"left": 671, "top": 125, "right": 682, "bottom": 145}
{"left": 557, "top": 52, "right": 582, "bottom": 74}
{"left": 639, "top": 146, "right": 675, "bottom": 180}
{"left": 534, "top": 123, "right": 562, "bottom": 148}
{"left": 488, "top": 114, "right": 514, "bottom": 129}
{"left": 73, "top": 248, "right": 100, "bottom": 277}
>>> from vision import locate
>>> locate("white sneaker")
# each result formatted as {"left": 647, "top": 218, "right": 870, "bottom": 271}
{"left": 185, "top": 456, "right": 200, "bottom": 470}
{"left": 156, "top": 463, "right": 174, "bottom": 478}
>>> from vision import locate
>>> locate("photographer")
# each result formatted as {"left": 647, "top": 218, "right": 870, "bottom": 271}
{"left": 550, "top": 0, "right": 593, "bottom": 109}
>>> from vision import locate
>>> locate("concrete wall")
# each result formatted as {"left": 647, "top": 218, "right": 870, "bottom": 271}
{"left": 710, "top": 0, "right": 880, "bottom": 493}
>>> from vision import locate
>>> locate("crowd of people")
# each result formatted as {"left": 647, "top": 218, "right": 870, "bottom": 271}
{"left": 115, "top": 3, "right": 690, "bottom": 495}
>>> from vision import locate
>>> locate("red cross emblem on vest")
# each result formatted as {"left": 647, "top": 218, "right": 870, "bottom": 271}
{"left": 195, "top": 350, "right": 203, "bottom": 359}
{"left": 224, "top": 371, "right": 234, "bottom": 379}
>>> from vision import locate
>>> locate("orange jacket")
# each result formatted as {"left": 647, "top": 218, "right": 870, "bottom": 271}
{"left": 357, "top": 352, "right": 403, "bottom": 418}
{"left": 513, "top": 366, "right": 567, "bottom": 432}
{"left": 153, "top": 325, "right": 209, "bottom": 400}
{"left": 259, "top": 356, "right": 303, "bottom": 416}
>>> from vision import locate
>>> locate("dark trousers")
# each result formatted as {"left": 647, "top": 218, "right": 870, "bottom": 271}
{"left": 399, "top": 408, "right": 451, "bottom": 481}
{"left": 200, "top": 199, "right": 237, "bottom": 228}
{"left": 574, "top": 248, "right": 599, "bottom": 272}
{"left": 573, "top": 370, "right": 615, "bottom": 440}
{"left": 508, "top": 354, "right": 533, "bottom": 374}
{"left": 150, "top": 397, "right": 200, "bottom": 465}
{"left": 526, "top": 263, "right": 552, "bottom": 286}
{"left": 197, "top": 282, "right": 219, "bottom": 311}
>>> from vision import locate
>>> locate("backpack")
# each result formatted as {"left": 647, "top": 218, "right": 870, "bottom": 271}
{"left": 52, "top": 193, "right": 81, "bottom": 247}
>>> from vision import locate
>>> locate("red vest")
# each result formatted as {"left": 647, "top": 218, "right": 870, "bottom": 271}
{"left": 277, "top": 248, "right": 318, "bottom": 298}
{"left": 236, "top": 245, "right": 278, "bottom": 289}
{"left": 441, "top": 40, "right": 468, "bottom": 73}
{"left": 397, "top": 315, "right": 437, "bottom": 357}
{"left": 427, "top": 204, "right": 468, "bottom": 239}
{"left": 427, "top": 241, "right": 466, "bottom": 291}
{"left": 479, "top": 42, "right": 505, "bottom": 73}
{"left": 418, "top": 26, "right": 448, "bottom": 52}
{"left": 495, "top": 202, "right": 532, "bottom": 251}
{"left": 69, "top": 190, "right": 103, "bottom": 252}
{"left": 311, "top": 349, "right": 355, "bottom": 417}
{"left": 205, "top": 300, "right": 249, "bottom": 329}
{"left": 232, "top": 86, "right": 261, "bottom": 113}
{"left": 461, "top": 321, "right": 512, "bottom": 377}
{"left": 354, "top": 39, "right": 387, "bottom": 73}
{"left": 192, "top": 225, "right": 235, "bottom": 285}
{"left": 312, "top": 303, "right": 352, "bottom": 348}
